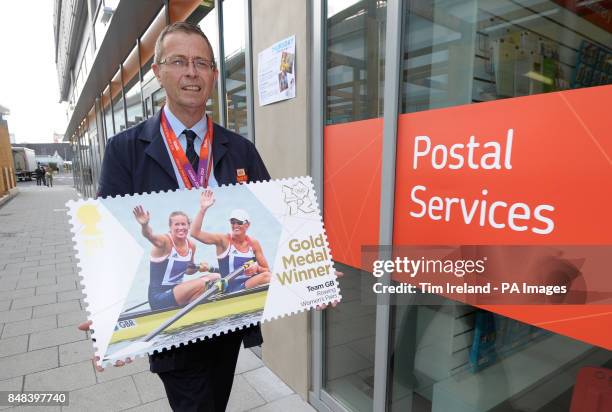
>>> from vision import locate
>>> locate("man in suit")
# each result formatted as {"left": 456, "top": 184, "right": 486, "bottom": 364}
{"left": 80, "top": 21, "right": 268, "bottom": 411}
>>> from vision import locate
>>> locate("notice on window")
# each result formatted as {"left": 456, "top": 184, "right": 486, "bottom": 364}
{"left": 258, "top": 35, "right": 296, "bottom": 106}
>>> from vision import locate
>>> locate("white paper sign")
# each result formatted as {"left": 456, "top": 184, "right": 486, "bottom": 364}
{"left": 258, "top": 35, "right": 296, "bottom": 106}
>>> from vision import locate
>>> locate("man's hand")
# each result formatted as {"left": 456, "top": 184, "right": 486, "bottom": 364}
{"left": 200, "top": 189, "right": 215, "bottom": 211}
{"left": 316, "top": 270, "right": 344, "bottom": 310}
{"left": 78, "top": 320, "right": 132, "bottom": 371}
{"left": 197, "top": 262, "right": 210, "bottom": 272}
{"left": 132, "top": 205, "right": 150, "bottom": 226}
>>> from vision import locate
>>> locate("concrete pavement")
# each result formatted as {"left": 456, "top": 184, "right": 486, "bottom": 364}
{"left": 0, "top": 178, "right": 315, "bottom": 411}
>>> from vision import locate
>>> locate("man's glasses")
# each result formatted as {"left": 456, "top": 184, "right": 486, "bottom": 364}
{"left": 230, "top": 218, "right": 247, "bottom": 226}
{"left": 159, "top": 56, "right": 216, "bottom": 72}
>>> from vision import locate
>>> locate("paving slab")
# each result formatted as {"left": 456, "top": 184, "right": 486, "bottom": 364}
{"left": 0, "top": 376, "right": 23, "bottom": 391}
{"left": 0, "top": 335, "right": 28, "bottom": 358}
{"left": 6, "top": 405, "right": 61, "bottom": 411}
{"left": 16, "top": 277, "right": 56, "bottom": 290}
{"left": 35, "top": 280, "right": 76, "bottom": 296}
{"left": 32, "top": 300, "right": 80, "bottom": 318}
{"left": 25, "top": 264, "right": 57, "bottom": 275}
{"left": 132, "top": 371, "right": 166, "bottom": 403}
{"left": 59, "top": 340, "right": 94, "bottom": 366}
{"left": 23, "top": 253, "right": 56, "bottom": 262}
{"left": 57, "top": 311, "right": 87, "bottom": 327}
{"left": 0, "top": 280, "right": 17, "bottom": 292}
{"left": 243, "top": 366, "right": 294, "bottom": 403}
{"left": 235, "top": 346, "right": 264, "bottom": 375}
{"left": 57, "top": 289, "right": 84, "bottom": 302}
{"left": 251, "top": 394, "right": 317, "bottom": 412}
{"left": 226, "top": 374, "right": 266, "bottom": 412}
{"left": 2, "top": 315, "right": 57, "bottom": 338}
{"left": 0, "top": 347, "right": 58, "bottom": 380}
{"left": 11, "top": 293, "right": 57, "bottom": 310}
{"left": 0, "top": 308, "right": 32, "bottom": 324}
{"left": 63, "top": 376, "right": 141, "bottom": 412}
{"left": 28, "top": 325, "right": 86, "bottom": 351}
{"left": 124, "top": 398, "right": 172, "bottom": 412}
{"left": 0, "top": 289, "right": 35, "bottom": 302}
{"left": 23, "top": 360, "right": 96, "bottom": 392}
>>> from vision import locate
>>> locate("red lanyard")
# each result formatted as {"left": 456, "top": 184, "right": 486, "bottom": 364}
{"left": 160, "top": 109, "right": 214, "bottom": 189}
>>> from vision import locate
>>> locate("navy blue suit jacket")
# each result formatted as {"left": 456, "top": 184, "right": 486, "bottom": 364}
{"left": 97, "top": 110, "right": 269, "bottom": 372}
{"left": 98, "top": 110, "right": 270, "bottom": 196}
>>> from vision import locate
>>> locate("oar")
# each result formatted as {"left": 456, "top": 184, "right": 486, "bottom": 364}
{"left": 106, "top": 261, "right": 252, "bottom": 362}
{"left": 121, "top": 265, "right": 221, "bottom": 314}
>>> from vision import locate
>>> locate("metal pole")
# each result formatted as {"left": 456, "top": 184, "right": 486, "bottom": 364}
{"left": 310, "top": 0, "right": 326, "bottom": 404}
{"left": 244, "top": 0, "right": 255, "bottom": 142}
{"left": 215, "top": 0, "right": 227, "bottom": 127}
{"left": 372, "top": 0, "right": 403, "bottom": 410}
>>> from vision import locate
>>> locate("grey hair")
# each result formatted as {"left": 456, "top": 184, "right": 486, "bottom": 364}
{"left": 154, "top": 21, "right": 215, "bottom": 65}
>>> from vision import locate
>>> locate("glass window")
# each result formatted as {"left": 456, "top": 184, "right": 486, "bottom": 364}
{"left": 87, "top": 114, "right": 101, "bottom": 194}
{"left": 222, "top": 0, "right": 248, "bottom": 137}
{"left": 322, "top": 2, "right": 387, "bottom": 410}
{"left": 144, "top": 96, "right": 152, "bottom": 119}
{"left": 324, "top": 263, "right": 378, "bottom": 411}
{"left": 326, "top": 0, "right": 387, "bottom": 125}
{"left": 71, "top": 138, "right": 81, "bottom": 191}
{"left": 124, "top": 76, "right": 144, "bottom": 128}
{"left": 152, "top": 88, "right": 166, "bottom": 114}
{"left": 387, "top": 2, "right": 612, "bottom": 412}
{"left": 400, "top": 0, "right": 612, "bottom": 114}
{"left": 104, "top": 104, "right": 114, "bottom": 138}
{"left": 193, "top": 2, "right": 221, "bottom": 123}
{"left": 78, "top": 126, "right": 93, "bottom": 198}
{"left": 112, "top": 85, "right": 126, "bottom": 132}
{"left": 141, "top": 57, "right": 161, "bottom": 119}
{"left": 142, "top": 58, "right": 155, "bottom": 86}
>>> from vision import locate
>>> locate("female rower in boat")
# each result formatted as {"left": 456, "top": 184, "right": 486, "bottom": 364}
{"left": 190, "top": 189, "right": 272, "bottom": 293}
{"left": 133, "top": 206, "right": 221, "bottom": 310}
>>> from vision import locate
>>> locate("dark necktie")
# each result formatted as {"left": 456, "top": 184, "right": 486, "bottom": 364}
{"left": 183, "top": 129, "right": 199, "bottom": 171}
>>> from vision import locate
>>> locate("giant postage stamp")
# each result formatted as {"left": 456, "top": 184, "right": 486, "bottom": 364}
{"left": 67, "top": 177, "right": 340, "bottom": 365}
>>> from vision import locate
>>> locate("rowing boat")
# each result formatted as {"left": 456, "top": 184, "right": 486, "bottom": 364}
{"left": 110, "top": 285, "right": 268, "bottom": 343}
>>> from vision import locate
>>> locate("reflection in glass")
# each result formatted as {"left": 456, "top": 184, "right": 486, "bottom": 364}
{"left": 142, "top": 58, "right": 155, "bottom": 85}
{"left": 222, "top": 0, "right": 248, "bottom": 137}
{"left": 152, "top": 88, "right": 166, "bottom": 115}
{"left": 124, "top": 77, "right": 144, "bottom": 128}
{"left": 87, "top": 116, "right": 101, "bottom": 194}
{"left": 326, "top": 0, "right": 387, "bottom": 125}
{"left": 324, "top": 263, "right": 377, "bottom": 412}
{"left": 193, "top": 2, "right": 221, "bottom": 123}
{"left": 400, "top": 0, "right": 612, "bottom": 114}
{"left": 104, "top": 105, "right": 114, "bottom": 138}
{"left": 112, "top": 93, "right": 126, "bottom": 132}
{"left": 79, "top": 128, "right": 93, "bottom": 198}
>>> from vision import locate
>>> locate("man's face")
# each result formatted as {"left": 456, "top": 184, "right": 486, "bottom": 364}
{"left": 152, "top": 32, "right": 218, "bottom": 112}
{"left": 170, "top": 215, "right": 189, "bottom": 239}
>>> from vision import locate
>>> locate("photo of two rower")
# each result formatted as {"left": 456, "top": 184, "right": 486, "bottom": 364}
{"left": 135, "top": 188, "right": 272, "bottom": 312}
{"left": 103, "top": 185, "right": 281, "bottom": 361}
